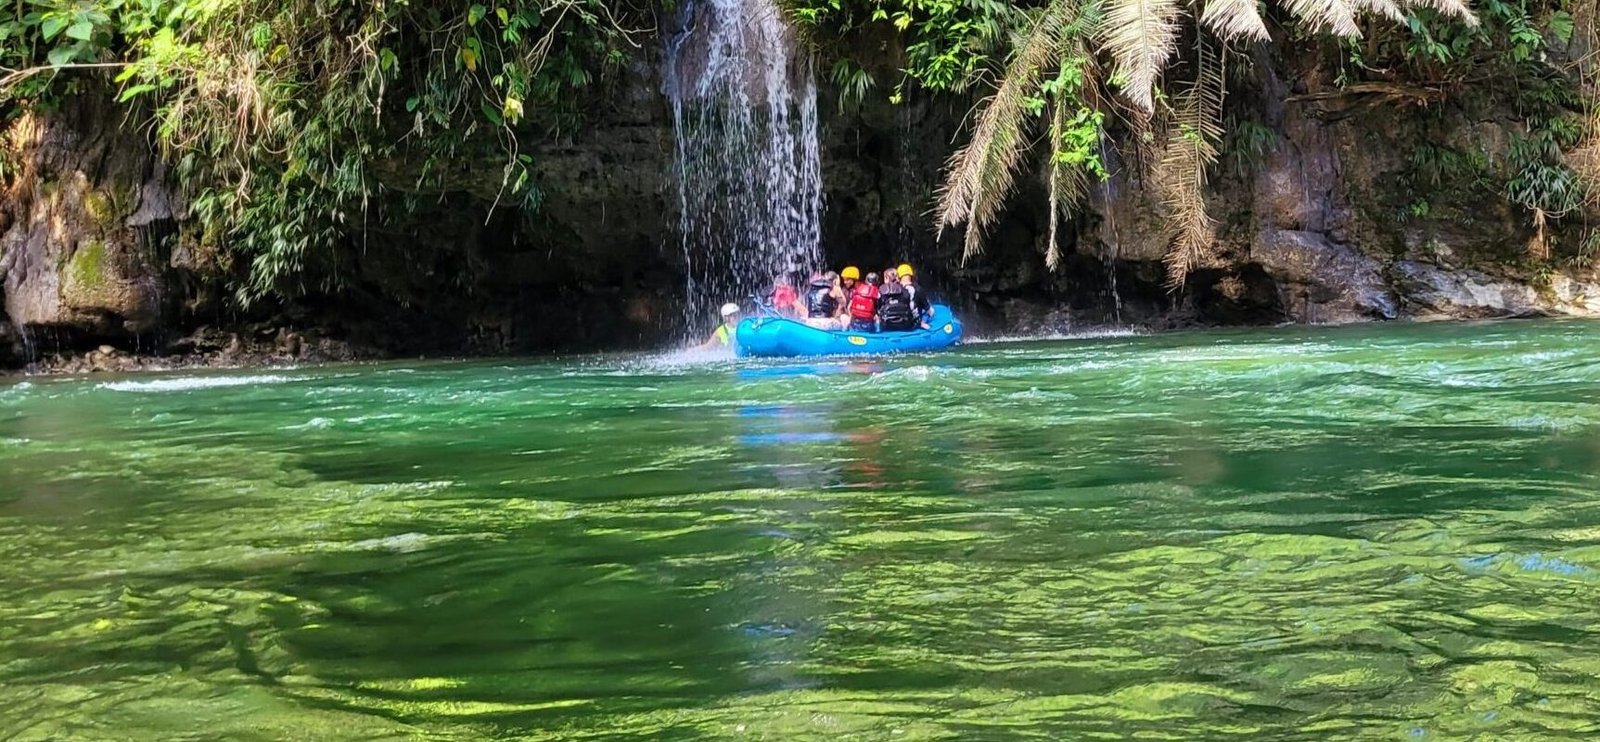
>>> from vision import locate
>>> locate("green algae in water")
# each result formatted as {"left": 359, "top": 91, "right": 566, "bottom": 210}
{"left": 4, "top": 321, "right": 1600, "bottom": 739}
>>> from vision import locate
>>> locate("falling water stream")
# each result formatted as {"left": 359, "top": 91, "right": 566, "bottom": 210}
{"left": 664, "top": 0, "right": 823, "bottom": 329}
{"left": 1098, "top": 137, "right": 1124, "bottom": 325}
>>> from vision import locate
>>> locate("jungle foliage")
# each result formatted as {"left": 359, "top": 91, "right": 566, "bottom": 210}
{"left": 785, "top": 0, "right": 1600, "bottom": 284}
{"left": 2, "top": 0, "right": 652, "bottom": 304}
{"left": 4, "top": 0, "right": 1599, "bottom": 308}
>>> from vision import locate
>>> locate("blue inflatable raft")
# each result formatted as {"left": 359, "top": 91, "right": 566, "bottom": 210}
{"left": 736, "top": 304, "right": 963, "bottom": 358}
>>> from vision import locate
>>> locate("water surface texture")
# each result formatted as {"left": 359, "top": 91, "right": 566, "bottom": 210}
{"left": 5, "top": 321, "right": 1600, "bottom": 739}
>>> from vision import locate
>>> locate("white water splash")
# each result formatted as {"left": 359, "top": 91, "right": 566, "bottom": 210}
{"left": 664, "top": 0, "right": 823, "bottom": 333}
{"left": 97, "top": 375, "right": 306, "bottom": 393}
{"left": 968, "top": 328, "right": 1149, "bottom": 344}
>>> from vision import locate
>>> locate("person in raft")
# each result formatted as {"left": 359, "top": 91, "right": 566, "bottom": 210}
{"left": 898, "top": 263, "right": 932, "bottom": 327}
{"left": 877, "top": 270, "right": 918, "bottom": 331}
{"left": 804, "top": 270, "right": 847, "bottom": 330}
{"left": 766, "top": 273, "right": 804, "bottom": 318}
{"left": 847, "top": 272, "right": 881, "bottom": 332}
{"left": 698, "top": 302, "right": 741, "bottom": 350}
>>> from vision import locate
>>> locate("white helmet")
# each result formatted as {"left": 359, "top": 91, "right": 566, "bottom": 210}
{"left": 720, "top": 302, "right": 740, "bottom": 317}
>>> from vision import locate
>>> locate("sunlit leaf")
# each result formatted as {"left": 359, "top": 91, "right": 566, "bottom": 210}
{"left": 40, "top": 14, "right": 67, "bottom": 39}
{"left": 47, "top": 44, "right": 77, "bottom": 66}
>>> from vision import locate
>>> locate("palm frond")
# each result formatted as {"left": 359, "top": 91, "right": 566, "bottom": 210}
{"left": 1352, "top": 0, "right": 1407, "bottom": 23}
{"left": 1529, "top": 207, "right": 1550, "bottom": 260}
{"left": 1200, "top": 0, "right": 1270, "bottom": 42}
{"left": 1102, "top": 0, "right": 1183, "bottom": 111}
{"left": 1405, "top": 0, "right": 1479, "bottom": 25}
{"left": 1279, "top": 0, "right": 1363, "bottom": 37}
{"left": 1156, "top": 37, "right": 1225, "bottom": 288}
{"left": 960, "top": 121, "right": 1031, "bottom": 258}
{"left": 937, "top": 0, "right": 1079, "bottom": 256}
{"left": 1045, "top": 95, "right": 1094, "bottom": 271}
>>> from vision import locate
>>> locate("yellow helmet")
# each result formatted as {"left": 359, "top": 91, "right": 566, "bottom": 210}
{"left": 897, "top": 263, "right": 914, "bottom": 278}
{"left": 841, "top": 266, "right": 861, "bottom": 280}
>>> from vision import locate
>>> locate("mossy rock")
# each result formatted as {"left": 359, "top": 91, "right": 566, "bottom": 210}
{"left": 81, "top": 189, "right": 116, "bottom": 227}
{"left": 67, "top": 241, "right": 108, "bottom": 292}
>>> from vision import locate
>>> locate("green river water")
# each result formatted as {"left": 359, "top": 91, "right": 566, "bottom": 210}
{"left": 4, "top": 320, "right": 1600, "bottom": 739}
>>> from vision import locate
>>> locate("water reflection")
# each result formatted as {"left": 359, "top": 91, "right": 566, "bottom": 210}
{"left": 4, "top": 322, "right": 1600, "bottom": 738}
{"left": 733, "top": 360, "right": 886, "bottom": 381}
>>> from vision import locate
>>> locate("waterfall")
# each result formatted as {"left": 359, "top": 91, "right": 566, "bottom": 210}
{"left": 664, "top": 0, "right": 823, "bottom": 330}
{"left": 1097, "top": 137, "right": 1123, "bottom": 325}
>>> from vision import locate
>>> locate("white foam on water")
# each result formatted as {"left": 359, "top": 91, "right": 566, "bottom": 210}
{"left": 342, "top": 533, "right": 461, "bottom": 553}
{"left": 283, "top": 417, "right": 334, "bottom": 430}
{"left": 98, "top": 374, "right": 307, "bottom": 393}
{"left": 968, "top": 328, "right": 1148, "bottom": 344}
{"left": 1503, "top": 415, "right": 1592, "bottom": 432}
{"left": 343, "top": 413, "right": 407, "bottom": 424}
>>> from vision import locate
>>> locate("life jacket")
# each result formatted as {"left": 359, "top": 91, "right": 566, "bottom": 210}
{"left": 878, "top": 286, "right": 915, "bottom": 327}
{"left": 805, "top": 281, "right": 838, "bottom": 318}
{"left": 714, "top": 324, "right": 733, "bottom": 346}
{"left": 848, "top": 283, "right": 879, "bottom": 320}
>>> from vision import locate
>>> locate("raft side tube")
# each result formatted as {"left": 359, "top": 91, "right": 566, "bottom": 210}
{"left": 735, "top": 305, "right": 963, "bottom": 358}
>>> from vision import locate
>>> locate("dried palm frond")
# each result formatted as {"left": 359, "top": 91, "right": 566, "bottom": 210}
{"left": 1156, "top": 37, "right": 1225, "bottom": 288}
{"left": 1200, "top": 0, "right": 1270, "bottom": 42}
{"left": 1045, "top": 95, "right": 1094, "bottom": 270}
{"left": 1405, "top": 0, "right": 1480, "bottom": 24}
{"left": 1351, "top": 0, "right": 1407, "bottom": 23}
{"left": 937, "top": 0, "right": 1079, "bottom": 257}
{"left": 960, "top": 124, "right": 1031, "bottom": 258}
{"left": 1102, "top": 0, "right": 1183, "bottom": 111}
{"left": 1529, "top": 207, "right": 1551, "bottom": 260}
{"left": 1279, "top": 0, "right": 1363, "bottom": 37}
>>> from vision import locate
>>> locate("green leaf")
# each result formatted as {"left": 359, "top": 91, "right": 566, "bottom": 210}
{"left": 118, "top": 82, "right": 157, "bottom": 101}
{"left": 65, "top": 19, "right": 93, "bottom": 39}
{"left": 481, "top": 100, "right": 503, "bottom": 125}
{"left": 1548, "top": 11, "right": 1575, "bottom": 43}
{"left": 468, "top": 4, "right": 485, "bottom": 25}
{"left": 41, "top": 15, "right": 67, "bottom": 40}
{"left": 495, "top": 7, "right": 508, "bottom": 24}
{"left": 47, "top": 44, "right": 77, "bottom": 66}
{"left": 405, "top": 95, "right": 420, "bottom": 112}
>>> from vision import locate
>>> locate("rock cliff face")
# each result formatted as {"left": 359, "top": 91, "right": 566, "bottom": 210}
{"left": 4, "top": 39, "right": 1599, "bottom": 369}
{"left": 1, "top": 95, "right": 178, "bottom": 360}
